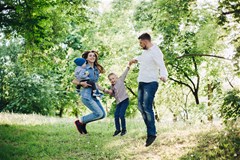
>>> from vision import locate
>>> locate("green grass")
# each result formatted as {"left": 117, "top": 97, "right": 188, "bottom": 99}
{"left": 180, "top": 127, "right": 240, "bottom": 160}
{"left": 0, "top": 113, "right": 239, "bottom": 160}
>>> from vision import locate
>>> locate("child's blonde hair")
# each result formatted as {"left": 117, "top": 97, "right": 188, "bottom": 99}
{"left": 108, "top": 73, "right": 116, "bottom": 79}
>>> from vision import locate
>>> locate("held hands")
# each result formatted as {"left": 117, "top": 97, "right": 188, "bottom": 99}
{"left": 128, "top": 59, "right": 137, "bottom": 66}
{"left": 127, "top": 61, "right": 132, "bottom": 68}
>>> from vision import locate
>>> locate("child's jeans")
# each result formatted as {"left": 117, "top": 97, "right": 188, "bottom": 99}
{"left": 114, "top": 98, "right": 129, "bottom": 131}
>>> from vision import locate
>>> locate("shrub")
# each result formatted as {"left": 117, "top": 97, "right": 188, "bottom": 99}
{"left": 220, "top": 89, "right": 240, "bottom": 123}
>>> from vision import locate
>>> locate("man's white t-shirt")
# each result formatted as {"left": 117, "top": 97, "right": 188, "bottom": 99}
{"left": 135, "top": 44, "right": 168, "bottom": 83}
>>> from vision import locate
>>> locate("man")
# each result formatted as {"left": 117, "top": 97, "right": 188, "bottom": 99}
{"left": 129, "top": 33, "right": 168, "bottom": 147}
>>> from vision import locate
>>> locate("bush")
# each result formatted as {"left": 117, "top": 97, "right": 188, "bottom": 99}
{"left": 5, "top": 71, "right": 55, "bottom": 115}
{"left": 220, "top": 89, "right": 240, "bottom": 123}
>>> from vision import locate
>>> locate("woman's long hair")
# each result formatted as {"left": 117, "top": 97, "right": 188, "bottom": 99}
{"left": 82, "top": 50, "right": 105, "bottom": 74}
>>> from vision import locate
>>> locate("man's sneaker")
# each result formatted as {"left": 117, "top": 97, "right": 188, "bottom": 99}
{"left": 145, "top": 135, "right": 157, "bottom": 147}
{"left": 121, "top": 130, "right": 127, "bottom": 136}
{"left": 113, "top": 130, "right": 121, "bottom": 136}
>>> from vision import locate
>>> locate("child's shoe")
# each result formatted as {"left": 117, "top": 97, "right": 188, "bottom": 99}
{"left": 76, "top": 85, "right": 81, "bottom": 95}
{"left": 76, "top": 89, "right": 81, "bottom": 94}
{"left": 113, "top": 130, "right": 121, "bottom": 136}
{"left": 93, "top": 91, "right": 104, "bottom": 98}
{"left": 98, "top": 92, "right": 104, "bottom": 98}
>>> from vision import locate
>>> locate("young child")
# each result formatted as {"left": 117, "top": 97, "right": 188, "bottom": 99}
{"left": 104, "top": 64, "right": 131, "bottom": 136}
{"left": 74, "top": 58, "right": 102, "bottom": 97}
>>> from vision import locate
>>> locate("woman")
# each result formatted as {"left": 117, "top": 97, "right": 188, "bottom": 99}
{"left": 74, "top": 50, "right": 106, "bottom": 134}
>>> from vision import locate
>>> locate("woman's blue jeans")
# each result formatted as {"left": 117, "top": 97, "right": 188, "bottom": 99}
{"left": 138, "top": 82, "right": 158, "bottom": 136}
{"left": 81, "top": 97, "right": 106, "bottom": 124}
{"left": 114, "top": 98, "right": 129, "bottom": 131}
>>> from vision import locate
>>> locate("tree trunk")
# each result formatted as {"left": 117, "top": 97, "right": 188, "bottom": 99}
{"left": 207, "top": 83, "right": 213, "bottom": 106}
{"left": 193, "top": 91, "right": 199, "bottom": 104}
{"left": 185, "top": 110, "right": 188, "bottom": 120}
{"left": 59, "top": 107, "right": 64, "bottom": 118}
{"left": 182, "top": 108, "right": 188, "bottom": 121}
{"left": 56, "top": 107, "right": 64, "bottom": 117}
{"left": 183, "top": 90, "right": 190, "bottom": 121}
{"left": 169, "top": 108, "right": 177, "bottom": 122}
{"left": 173, "top": 113, "right": 177, "bottom": 122}
{"left": 207, "top": 83, "right": 213, "bottom": 122}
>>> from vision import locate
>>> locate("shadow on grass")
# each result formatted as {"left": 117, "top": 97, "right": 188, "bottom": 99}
{"left": 0, "top": 123, "right": 124, "bottom": 160}
{"left": 180, "top": 128, "right": 240, "bottom": 160}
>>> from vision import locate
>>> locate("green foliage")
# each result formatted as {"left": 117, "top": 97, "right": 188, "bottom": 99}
{"left": 0, "top": 42, "right": 21, "bottom": 110}
{"left": 218, "top": 0, "right": 240, "bottom": 76}
{"left": 195, "top": 20, "right": 222, "bottom": 53}
{"left": 220, "top": 89, "right": 240, "bottom": 122}
{"left": 0, "top": 43, "right": 53, "bottom": 114}
{"left": 6, "top": 73, "right": 54, "bottom": 114}
{"left": 0, "top": 0, "right": 96, "bottom": 116}
{"left": 0, "top": 41, "right": 80, "bottom": 116}
{"left": 218, "top": 0, "right": 240, "bottom": 24}
{"left": 0, "top": 0, "right": 91, "bottom": 50}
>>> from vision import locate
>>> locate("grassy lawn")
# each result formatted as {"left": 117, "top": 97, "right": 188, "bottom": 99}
{"left": 0, "top": 113, "right": 239, "bottom": 160}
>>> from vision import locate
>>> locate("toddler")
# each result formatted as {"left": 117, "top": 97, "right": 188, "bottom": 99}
{"left": 74, "top": 58, "right": 102, "bottom": 97}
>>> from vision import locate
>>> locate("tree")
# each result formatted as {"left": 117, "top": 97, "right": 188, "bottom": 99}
{"left": 134, "top": 0, "right": 224, "bottom": 105}
{"left": 0, "top": 0, "right": 96, "bottom": 116}
{"left": 218, "top": 0, "right": 240, "bottom": 76}
{"left": 0, "top": 0, "right": 91, "bottom": 49}
{"left": 217, "top": 0, "right": 240, "bottom": 123}
{"left": 78, "top": 0, "right": 140, "bottom": 117}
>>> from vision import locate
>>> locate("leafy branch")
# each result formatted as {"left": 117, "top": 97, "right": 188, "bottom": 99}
{"left": 177, "top": 54, "right": 232, "bottom": 60}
